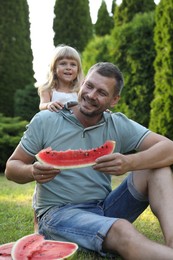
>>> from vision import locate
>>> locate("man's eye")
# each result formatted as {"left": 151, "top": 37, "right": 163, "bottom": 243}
{"left": 86, "top": 83, "right": 92, "bottom": 89}
{"left": 99, "top": 91, "right": 107, "bottom": 96}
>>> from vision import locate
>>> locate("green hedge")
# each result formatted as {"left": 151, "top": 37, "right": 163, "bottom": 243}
{"left": 14, "top": 84, "right": 39, "bottom": 121}
{"left": 0, "top": 114, "right": 28, "bottom": 172}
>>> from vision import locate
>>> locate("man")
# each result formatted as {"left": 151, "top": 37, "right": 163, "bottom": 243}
{"left": 5, "top": 62, "right": 173, "bottom": 259}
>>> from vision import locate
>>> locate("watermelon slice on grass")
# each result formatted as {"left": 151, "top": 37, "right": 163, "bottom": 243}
{"left": 0, "top": 242, "right": 15, "bottom": 260}
{"left": 11, "top": 233, "right": 78, "bottom": 260}
{"left": 36, "top": 140, "right": 116, "bottom": 169}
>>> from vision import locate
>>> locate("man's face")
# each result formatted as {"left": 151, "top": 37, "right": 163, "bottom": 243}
{"left": 78, "top": 71, "right": 120, "bottom": 117}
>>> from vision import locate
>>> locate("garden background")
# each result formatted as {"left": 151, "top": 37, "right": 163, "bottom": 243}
{"left": 0, "top": 0, "right": 172, "bottom": 258}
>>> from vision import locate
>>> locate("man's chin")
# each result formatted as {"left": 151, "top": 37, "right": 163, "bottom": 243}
{"left": 79, "top": 106, "right": 102, "bottom": 117}
{"left": 79, "top": 108, "right": 93, "bottom": 117}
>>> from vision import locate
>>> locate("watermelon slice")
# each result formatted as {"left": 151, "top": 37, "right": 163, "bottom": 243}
{"left": 11, "top": 234, "right": 78, "bottom": 260}
{"left": 0, "top": 242, "right": 15, "bottom": 260}
{"left": 36, "top": 140, "right": 116, "bottom": 169}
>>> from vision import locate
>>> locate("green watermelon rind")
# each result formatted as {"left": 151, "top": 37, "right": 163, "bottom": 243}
{"left": 11, "top": 233, "right": 78, "bottom": 260}
{"left": 35, "top": 140, "right": 116, "bottom": 169}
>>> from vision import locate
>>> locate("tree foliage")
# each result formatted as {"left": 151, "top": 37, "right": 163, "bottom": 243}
{"left": 149, "top": 0, "right": 173, "bottom": 138}
{"left": 95, "top": 0, "right": 114, "bottom": 36}
{"left": 110, "top": 12, "right": 156, "bottom": 127}
{"left": 82, "top": 35, "right": 113, "bottom": 74}
{"left": 0, "top": 114, "right": 28, "bottom": 172}
{"left": 111, "top": 0, "right": 117, "bottom": 15}
{"left": 114, "top": 0, "right": 155, "bottom": 26}
{"left": 14, "top": 84, "right": 39, "bottom": 121}
{"left": 53, "top": 0, "right": 93, "bottom": 52}
{"left": 0, "top": 0, "right": 34, "bottom": 117}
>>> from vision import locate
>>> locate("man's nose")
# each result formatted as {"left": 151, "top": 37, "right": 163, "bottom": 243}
{"left": 87, "top": 89, "right": 97, "bottom": 99}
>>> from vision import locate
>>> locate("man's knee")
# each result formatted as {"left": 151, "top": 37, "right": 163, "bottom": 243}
{"left": 103, "top": 219, "right": 134, "bottom": 252}
{"left": 132, "top": 170, "right": 151, "bottom": 196}
{"left": 132, "top": 167, "right": 172, "bottom": 196}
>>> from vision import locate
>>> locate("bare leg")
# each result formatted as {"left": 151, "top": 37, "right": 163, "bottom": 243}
{"left": 103, "top": 219, "right": 173, "bottom": 260}
{"left": 103, "top": 167, "right": 173, "bottom": 259}
{"left": 133, "top": 167, "right": 173, "bottom": 247}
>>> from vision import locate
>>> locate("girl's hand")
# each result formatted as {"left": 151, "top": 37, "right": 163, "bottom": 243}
{"left": 47, "top": 101, "right": 64, "bottom": 112}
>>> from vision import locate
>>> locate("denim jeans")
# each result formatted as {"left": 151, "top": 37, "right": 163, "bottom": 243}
{"left": 38, "top": 173, "right": 149, "bottom": 256}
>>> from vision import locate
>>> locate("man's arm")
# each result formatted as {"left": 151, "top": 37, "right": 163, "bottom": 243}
{"left": 93, "top": 132, "right": 173, "bottom": 175}
{"left": 133, "top": 132, "right": 173, "bottom": 169}
{"left": 5, "top": 144, "right": 60, "bottom": 184}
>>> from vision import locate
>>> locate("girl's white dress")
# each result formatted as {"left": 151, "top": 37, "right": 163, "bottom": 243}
{"left": 51, "top": 90, "right": 78, "bottom": 103}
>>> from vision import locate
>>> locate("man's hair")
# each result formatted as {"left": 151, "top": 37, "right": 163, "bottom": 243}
{"left": 87, "top": 62, "right": 124, "bottom": 95}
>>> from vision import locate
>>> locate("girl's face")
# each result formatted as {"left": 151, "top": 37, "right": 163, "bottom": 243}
{"left": 55, "top": 58, "right": 78, "bottom": 84}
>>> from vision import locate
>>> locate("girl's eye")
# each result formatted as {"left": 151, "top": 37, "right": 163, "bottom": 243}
{"left": 59, "top": 62, "right": 66, "bottom": 66}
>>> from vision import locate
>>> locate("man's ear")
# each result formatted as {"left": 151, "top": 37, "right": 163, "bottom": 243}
{"left": 110, "top": 95, "right": 120, "bottom": 108}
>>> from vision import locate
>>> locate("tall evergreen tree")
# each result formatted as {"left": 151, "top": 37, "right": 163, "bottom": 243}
{"left": 114, "top": 0, "right": 155, "bottom": 26}
{"left": 149, "top": 0, "right": 173, "bottom": 139}
{"left": 110, "top": 12, "right": 156, "bottom": 127}
{"left": 111, "top": 0, "right": 117, "bottom": 16}
{"left": 0, "top": 0, "right": 34, "bottom": 117}
{"left": 53, "top": 0, "right": 93, "bottom": 52}
{"left": 82, "top": 35, "right": 113, "bottom": 74}
{"left": 95, "top": 0, "right": 114, "bottom": 36}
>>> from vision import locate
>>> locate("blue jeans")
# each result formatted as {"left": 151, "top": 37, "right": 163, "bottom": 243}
{"left": 38, "top": 173, "right": 149, "bottom": 256}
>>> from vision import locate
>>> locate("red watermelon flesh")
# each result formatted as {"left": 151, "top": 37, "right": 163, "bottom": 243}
{"left": 0, "top": 242, "right": 15, "bottom": 260}
{"left": 27, "top": 241, "right": 78, "bottom": 259}
{"left": 11, "top": 234, "right": 43, "bottom": 260}
{"left": 35, "top": 140, "right": 116, "bottom": 169}
{"left": 11, "top": 234, "right": 78, "bottom": 260}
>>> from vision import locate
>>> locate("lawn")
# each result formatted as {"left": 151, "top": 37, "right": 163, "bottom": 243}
{"left": 0, "top": 174, "right": 164, "bottom": 259}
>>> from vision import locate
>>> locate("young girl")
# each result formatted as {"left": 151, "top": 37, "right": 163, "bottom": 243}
{"left": 35, "top": 44, "right": 84, "bottom": 112}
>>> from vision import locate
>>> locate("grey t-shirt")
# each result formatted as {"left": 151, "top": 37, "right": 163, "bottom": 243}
{"left": 20, "top": 109, "right": 150, "bottom": 216}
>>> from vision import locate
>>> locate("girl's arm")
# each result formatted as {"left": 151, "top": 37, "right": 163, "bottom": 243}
{"left": 39, "top": 90, "right": 64, "bottom": 112}
{"left": 39, "top": 90, "right": 52, "bottom": 110}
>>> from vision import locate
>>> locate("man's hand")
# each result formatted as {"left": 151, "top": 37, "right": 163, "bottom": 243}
{"left": 32, "top": 162, "right": 61, "bottom": 183}
{"left": 93, "top": 153, "right": 131, "bottom": 176}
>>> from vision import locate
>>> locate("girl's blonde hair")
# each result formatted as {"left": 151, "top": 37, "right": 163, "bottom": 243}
{"left": 35, "top": 45, "right": 84, "bottom": 95}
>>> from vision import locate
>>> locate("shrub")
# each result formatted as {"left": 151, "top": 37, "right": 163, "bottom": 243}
{"left": 0, "top": 114, "right": 28, "bottom": 172}
{"left": 14, "top": 84, "right": 39, "bottom": 121}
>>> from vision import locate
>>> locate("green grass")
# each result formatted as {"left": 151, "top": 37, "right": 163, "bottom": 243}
{"left": 0, "top": 174, "right": 164, "bottom": 259}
